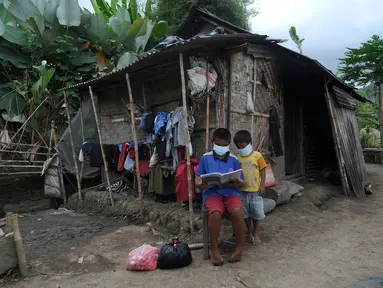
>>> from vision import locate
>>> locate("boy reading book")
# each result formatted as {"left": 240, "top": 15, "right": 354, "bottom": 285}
{"left": 195, "top": 128, "right": 245, "bottom": 265}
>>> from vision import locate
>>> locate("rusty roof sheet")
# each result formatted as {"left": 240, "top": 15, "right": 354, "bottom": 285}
{"left": 58, "top": 34, "right": 278, "bottom": 92}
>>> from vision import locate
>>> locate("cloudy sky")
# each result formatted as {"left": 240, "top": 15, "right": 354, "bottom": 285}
{"left": 79, "top": 0, "right": 383, "bottom": 72}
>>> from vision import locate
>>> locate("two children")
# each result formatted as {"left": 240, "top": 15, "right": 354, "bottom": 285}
{"left": 195, "top": 128, "right": 267, "bottom": 265}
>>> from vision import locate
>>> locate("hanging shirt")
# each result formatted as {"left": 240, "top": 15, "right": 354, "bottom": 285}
{"left": 195, "top": 151, "right": 244, "bottom": 201}
{"left": 154, "top": 112, "right": 168, "bottom": 136}
{"left": 175, "top": 157, "right": 199, "bottom": 202}
{"left": 269, "top": 106, "right": 283, "bottom": 157}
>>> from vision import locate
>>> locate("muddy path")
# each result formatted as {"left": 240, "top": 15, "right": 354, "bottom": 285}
{"left": 4, "top": 164, "right": 383, "bottom": 288}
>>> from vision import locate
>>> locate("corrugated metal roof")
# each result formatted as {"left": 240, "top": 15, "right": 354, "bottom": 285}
{"left": 176, "top": 7, "right": 252, "bottom": 37}
{"left": 58, "top": 34, "right": 277, "bottom": 92}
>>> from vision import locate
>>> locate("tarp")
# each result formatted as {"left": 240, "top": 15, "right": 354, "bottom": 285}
{"left": 58, "top": 97, "right": 99, "bottom": 179}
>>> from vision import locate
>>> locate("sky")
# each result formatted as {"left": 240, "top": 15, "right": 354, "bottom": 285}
{"left": 79, "top": 0, "right": 383, "bottom": 72}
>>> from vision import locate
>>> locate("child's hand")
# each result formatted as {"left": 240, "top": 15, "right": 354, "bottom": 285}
{"left": 195, "top": 177, "right": 208, "bottom": 190}
{"left": 232, "top": 178, "right": 244, "bottom": 188}
{"left": 260, "top": 185, "right": 266, "bottom": 195}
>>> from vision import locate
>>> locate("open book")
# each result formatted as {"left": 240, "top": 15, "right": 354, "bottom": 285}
{"left": 200, "top": 169, "right": 242, "bottom": 187}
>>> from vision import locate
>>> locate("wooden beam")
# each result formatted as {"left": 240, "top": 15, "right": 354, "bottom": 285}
{"left": 179, "top": 53, "right": 194, "bottom": 236}
{"left": 231, "top": 108, "right": 270, "bottom": 118}
{"left": 89, "top": 86, "right": 115, "bottom": 207}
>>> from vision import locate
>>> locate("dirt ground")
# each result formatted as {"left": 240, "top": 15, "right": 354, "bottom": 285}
{"left": 3, "top": 164, "right": 383, "bottom": 288}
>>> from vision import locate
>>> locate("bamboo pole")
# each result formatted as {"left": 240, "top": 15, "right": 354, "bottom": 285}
{"left": 205, "top": 59, "right": 210, "bottom": 153}
{"left": 0, "top": 172, "right": 41, "bottom": 176}
{"left": 125, "top": 73, "right": 143, "bottom": 217}
{"left": 179, "top": 53, "right": 194, "bottom": 235}
{"left": 251, "top": 57, "right": 257, "bottom": 139}
{"left": 0, "top": 142, "right": 48, "bottom": 149}
{"left": 0, "top": 165, "right": 43, "bottom": 169}
{"left": 63, "top": 91, "right": 83, "bottom": 204}
{"left": 79, "top": 99, "right": 85, "bottom": 180}
{"left": 11, "top": 214, "right": 28, "bottom": 277}
{"left": 51, "top": 120, "right": 57, "bottom": 146}
{"left": 88, "top": 86, "right": 115, "bottom": 207}
{"left": 0, "top": 149, "right": 48, "bottom": 156}
{"left": 0, "top": 160, "right": 45, "bottom": 163}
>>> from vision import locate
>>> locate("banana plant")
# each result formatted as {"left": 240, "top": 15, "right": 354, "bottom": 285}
{"left": 289, "top": 26, "right": 305, "bottom": 54}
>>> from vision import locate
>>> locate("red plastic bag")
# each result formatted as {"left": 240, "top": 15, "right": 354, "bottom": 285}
{"left": 265, "top": 164, "right": 277, "bottom": 188}
{"left": 125, "top": 244, "right": 159, "bottom": 271}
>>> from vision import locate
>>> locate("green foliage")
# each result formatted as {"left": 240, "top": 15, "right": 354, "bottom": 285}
{"left": 289, "top": 26, "right": 304, "bottom": 54}
{"left": 339, "top": 35, "right": 383, "bottom": 87}
{"left": 0, "top": 0, "right": 168, "bottom": 136}
{"left": 155, "top": 0, "right": 257, "bottom": 33}
{"left": 338, "top": 35, "right": 383, "bottom": 147}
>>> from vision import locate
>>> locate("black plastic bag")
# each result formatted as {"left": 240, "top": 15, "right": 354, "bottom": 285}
{"left": 158, "top": 241, "right": 192, "bottom": 269}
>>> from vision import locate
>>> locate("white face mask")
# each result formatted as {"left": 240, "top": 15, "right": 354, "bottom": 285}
{"left": 237, "top": 144, "right": 253, "bottom": 156}
{"left": 213, "top": 144, "right": 230, "bottom": 155}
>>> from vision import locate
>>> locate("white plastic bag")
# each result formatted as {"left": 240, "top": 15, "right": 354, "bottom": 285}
{"left": 187, "top": 57, "right": 217, "bottom": 96}
{"left": 246, "top": 92, "right": 255, "bottom": 113}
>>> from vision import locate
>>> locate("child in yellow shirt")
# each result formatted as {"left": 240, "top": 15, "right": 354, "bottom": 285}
{"left": 234, "top": 130, "right": 267, "bottom": 246}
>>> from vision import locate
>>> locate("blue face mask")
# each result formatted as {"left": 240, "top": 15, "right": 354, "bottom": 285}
{"left": 237, "top": 144, "right": 253, "bottom": 157}
{"left": 213, "top": 144, "right": 230, "bottom": 156}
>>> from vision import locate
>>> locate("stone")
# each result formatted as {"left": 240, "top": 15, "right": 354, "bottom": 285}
{"left": 0, "top": 228, "right": 4, "bottom": 237}
{"left": 263, "top": 188, "right": 278, "bottom": 202}
{"left": 267, "top": 181, "right": 305, "bottom": 205}
{"left": 263, "top": 198, "right": 276, "bottom": 214}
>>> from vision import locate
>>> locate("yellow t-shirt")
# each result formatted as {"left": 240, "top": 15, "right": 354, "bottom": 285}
{"left": 237, "top": 151, "right": 267, "bottom": 192}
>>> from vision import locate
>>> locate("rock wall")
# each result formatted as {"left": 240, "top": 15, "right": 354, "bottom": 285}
{"left": 363, "top": 149, "right": 383, "bottom": 164}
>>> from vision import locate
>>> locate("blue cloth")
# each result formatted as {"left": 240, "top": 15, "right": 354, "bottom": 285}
{"left": 195, "top": 151, "right": 244, "bottom": 201}
{"left": 140, "top": 112, "right": 152, "bottom": 129}
{"left": 128, "top": 141, "right": 143, "bottom": 152}
{"left": 154, "top": 112, "right": 168, "bottom": 136}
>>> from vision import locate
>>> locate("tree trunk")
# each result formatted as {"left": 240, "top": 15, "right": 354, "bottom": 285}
{"left": 379, "top": 83, "right": 383, "bottom": 148}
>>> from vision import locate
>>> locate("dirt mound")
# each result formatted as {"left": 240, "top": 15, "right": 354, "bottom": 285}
{"left": 66, "top": 191, "right": 203, "bottom": 236}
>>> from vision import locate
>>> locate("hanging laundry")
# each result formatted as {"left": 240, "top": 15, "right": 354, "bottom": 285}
{"left": 118, "top": 143, "right": 128, "bottom": 172}
{"left": 165, "top": 112, "right": 173, "bottom": 157}
{"left": 154, "top": 112, "right": 169, "bottom": 136}
{"left": 175, "top": 157, "right": 199, "bottom": 202}
{"left": 104, "top": 144, "right": 120, "bottom": 172}
{"left": 140, "top": 112, "right": 152, "bottom": 129}
{"left": 148, "top": 164, "right": 164, "bottom": 195}
{"left": 89, "top": 143, "right": 102, "bottom": 167}
{"left": 81, "top": 142, "right": 92, "bottom": 156}
{"left": 124, "top": 154, "right": 134, "bottom": 172}
{"left": 155, "top": 138, "right": 167, "bottom": 162}
{"left": 134, "top": 158, "right": 150, "bottom": 177}
{"left": 142, "top": 113, "right": 156, "bottom": 133}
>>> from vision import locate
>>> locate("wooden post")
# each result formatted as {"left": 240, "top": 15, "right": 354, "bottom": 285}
{"left": 205, "top": 60, "right": 210, "bottom": 153}
{"left": 179, "top": 53, "right": 194, "bottom": 235}
{"left": 125, "top": 73, "right": 143, "bottom": 217}
{"left": 88, "top": 86, "right": 115, "bottom": 207}
{"left": 11, "top": 214, "right": 28, "bottom": 277}
{"left": 63, "top": 92, "right": 83, "bottom": 204}
{"left": 251, "top": 57, "right": 257, "bottom": 139}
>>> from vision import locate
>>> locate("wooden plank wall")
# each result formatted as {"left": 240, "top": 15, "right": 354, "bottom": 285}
{"left": 328, "top": 87, "right": 367, "bottom": 197}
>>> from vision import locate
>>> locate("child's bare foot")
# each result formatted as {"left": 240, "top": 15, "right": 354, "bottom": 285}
{"left": 229, "top": 249, "right": 242, "bottom": 263}
{"left": 247, "top": 234, "right": 255, "bottom": 245}
{"left": 253, "top": 235, "right": 261, "bottom": 247}
{"left": 210, "top": 249, "right": 224, "bottom": 266}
